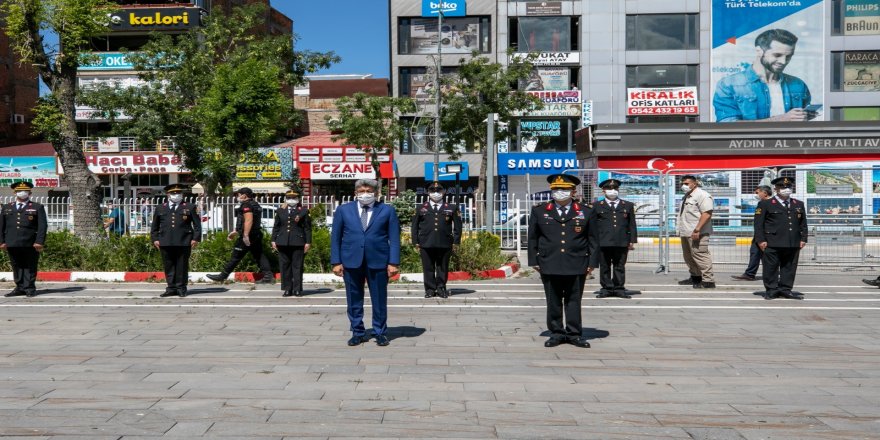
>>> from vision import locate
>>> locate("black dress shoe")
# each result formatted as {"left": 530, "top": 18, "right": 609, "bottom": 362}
{"left": 205, "top": 273, "right": 227, "bottom": 282}
{"left": 282, "top": 290, "right": 294, "bottom": 297}
{"left": 294, "top": 290, "right": 303, "bottom": 297}
{"left": 732, "top": 274, "right": 757, "bottom": 281}
{"left": 375, "top": 335, "right": 390, "bottom": 346}
{"left": 544, "top": 337, "right": 564, "bottom": 348}
{"left": 762, "top": 291, "right": 778, "bottom": 300}
{"left": 424, "top": 290, "right": 435, "bottom": 298}
{"left": 178, "top": 290, "right": 187, "bottom": 298}
{"left": 347, "top": 335, "right": 366, "bottom": 346}
{"left": 780, "top": 291, "right": 803, "bottom": 300}
{"left": 4, "top": 289, "right": 22, "bottom": 297}
{"left": 160, "top": 291, "right": 177, "bottom": 297}
{"left": 678, "top": 277, "right": 701, "bottom": 286}
{"left": 569, "top": 337, "right": 591, "bottom": 348}
{"left": 438, "top": 287, "right": 448, "bottom": 299}
{"left": 256, "top": 275, "right": 275, "bottom": 284}
{"left": 693, "top": 282, "right": 716, "bottom": 289}
{"left": 25, "top": 290, "right": 36, "bottom": 298}
{"left": 613, "top": 290, "right": 632, "bottom": 299}
{"left": 862, "top": 278, "right": 880, "bottom": 287}
{"left": 596, "top": 289, "right": 613, "bottom": 298}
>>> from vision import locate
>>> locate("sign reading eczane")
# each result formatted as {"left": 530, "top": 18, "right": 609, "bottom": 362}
{"left": 109, "top": 7, "right": 204, "bottom": 31}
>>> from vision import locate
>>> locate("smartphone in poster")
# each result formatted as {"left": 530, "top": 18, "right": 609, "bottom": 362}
{"left": 710, "top": 0, "right": 824, "bottom": 123}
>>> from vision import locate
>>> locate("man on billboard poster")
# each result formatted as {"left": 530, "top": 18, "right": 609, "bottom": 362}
{"left": 713, "top": 29, "right": 818, "bottom": 122}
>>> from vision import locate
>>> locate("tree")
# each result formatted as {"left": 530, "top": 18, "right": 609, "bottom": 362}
{"left": 1, "top": 0, "right": 121, "bottom": 238}
{"left": 80, "top": 4, "right": 338, "bottom": 195}
{"left": 438, "top": 51, "right": 541, "bottom": 215}
{"left": 326, "top": 93, "right": 417, "bottom": 195}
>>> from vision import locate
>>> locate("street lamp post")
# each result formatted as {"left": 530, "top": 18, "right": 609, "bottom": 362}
{"left": 432, "top": 9, "right": 443, "bottom": 181}
{"left": 445, "top": 163, "right": 462, "bottom": 206}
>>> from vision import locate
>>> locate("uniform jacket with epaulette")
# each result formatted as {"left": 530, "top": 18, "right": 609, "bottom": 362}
{"left": 0, "top": 200, "right": 47, "bottom": 247}
{"left": 590, "top": 198, "right": 638, "bottom": 247}
{"left": 150, "top": 201, "right": 202, "bottom": 246}
{"left": 272, "top": 204, "right": 312, "bottom": 246}
{"left": 753, "top": 197, "right": 808, "bottom": 248}
{"left": 527, "top": 201, "right": 598, "bottom": 275}
{"left": 411, "top": 201, "right": 462, "bottom": 248}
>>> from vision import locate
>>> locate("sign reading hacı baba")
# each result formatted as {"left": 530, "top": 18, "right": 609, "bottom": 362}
{"left": 109, "top": 7, "right": 203, "bottom": 31}
{"left": 58, "top": 153, "right": 186, "bottom": 175}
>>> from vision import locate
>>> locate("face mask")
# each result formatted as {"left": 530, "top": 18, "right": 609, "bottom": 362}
{"left": 286, "top": 198, "right": 299, "bottom": 205}
{"left": 237, "top": 197, "right": 247, "bottom": 204}
{"left": 778, "top": 188, "right": 792, "bottom": 197}
{"left": 551, "top": 190, "right": 571, "bottom": 202}
{"left": 681, "top": 184, "right": 691, "bottom": 192}
{"left": 604, "top": 189, "right": 619, "bottom": 199}
{"left": 754, "top": 194, "right": 763, "bottom": 200}
{"left": 429, "top": 192, "right": 443, "bottom": 202}
{"left": 357, "top": 193, "right": 375, "bottom": 206}
{"left": 168, "top": 194, "right": 183, "bottom": 203}
{"left": 15, "top": 191, "right": 29, "bottom": 200}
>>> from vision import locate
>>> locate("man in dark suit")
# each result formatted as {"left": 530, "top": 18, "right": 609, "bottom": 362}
{"left": 591, "top": 179, "right": 638, "bottom": 299}
{"left": 754, "top": 176, "right": 808, "bottom": 300}
{"left": 272, "top": 189, "right": 312, "bottom": 297}
{"left": 0, "top": 181, "right": 47, "bottom": 298}
{"left": 206, "top": 187, "right": 274, "bottom": 284}
{"left": 151, "top": 184, "right": 202, "bottom": 298}
{"left": 528, "top": 174, "right": 596, "bottom": 348}
{"left": 412, "top": 181, "right": 462, "bottom": 299}
{"left": 331, "top": 179, "right": 401, "bottom": 347}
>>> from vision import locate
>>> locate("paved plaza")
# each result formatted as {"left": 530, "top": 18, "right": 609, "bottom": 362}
{"left": 1, "top": 265, "right": 879, "bottom": 439}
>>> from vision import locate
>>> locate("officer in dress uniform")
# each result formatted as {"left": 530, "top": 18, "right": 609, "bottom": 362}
{"left": 206, "top": 187, "right": 275, "bottom": 284}
{"left": 0, "top": 181, "right": 47, "bottom": 298}
{"left": 411, "top": 181, "right": 462, "bottom": 299}
{"left": 754, "top": 176, "right": 808, "bottom": 300}
{"left": 527, "top": 174, "right": 597, "bottom": 348}
{"left": 151, "top": 184, "right": 202, "bottom": 298}
{"left": 271, "top": 189, "right": 312, "bottom": 297}
{"left": 591, "top": 179, "right": 639, "bottom": 299}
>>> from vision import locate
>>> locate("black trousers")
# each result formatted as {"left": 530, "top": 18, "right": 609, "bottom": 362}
{"left": 599, "top": 246, "right": 629, "bottom": 292}
{"left": 744, "top": 241, "right": 763, "bottom": 277}
{"left": 278, "top": 245, "right": 305, "bottom": 293}
{"left": 160, "top": 246, "right": 191, "bottom": 292}
{"left": 8, "top": 247, "right": 39, "bottom": 294}
{"left": 420, "top": 247, "right": 452, "bottom": 292}
{"left": 762, "top": 247, "right": 800, "bottom": 295}
{"left": 540, "top": 273, "right": 586, "bottom": 338}
{"left": 222, "top": 235, "right": 273, "bottom": 276}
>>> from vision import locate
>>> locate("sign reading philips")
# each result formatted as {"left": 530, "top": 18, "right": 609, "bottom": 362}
{"left": 424, "top": 162, "right": 470, "bottom": 181}
{"left": 422, "top": 0, "right": 466, "bottom": 17}
{"left": 498, "top": 153, "right": 577, "bottom": 176}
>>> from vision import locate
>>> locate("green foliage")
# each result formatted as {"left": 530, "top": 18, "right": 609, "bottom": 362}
{"left": 450, "top": 231, "right": 509, "bottom": 275}
{"left": 389, "top": 190, "right": 417, "bottom": 227}
{"left": 304, "top": 228, "right": 332, "bottom": 273}
{"left": 30, "top": 95, "right": 66, "bottom": 145}
{"left": 309, "top": 203, "right": 327, "bottom": 228}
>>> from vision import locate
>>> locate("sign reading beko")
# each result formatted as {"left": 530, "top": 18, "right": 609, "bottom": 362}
{"left": 109, "top": 7, "right": 203, "bottom": 31}
{"left": 498, "top": 153, "right": 577, "bottom": 176}
{"left": 627, "top": 87, "right": 699, "bottom": 115}
{"left": 422, "top": 0, "right": 466, "bottom": 17}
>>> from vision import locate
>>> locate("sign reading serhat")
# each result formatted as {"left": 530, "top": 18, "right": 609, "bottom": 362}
{"left": 10, "top": 181, "right": 34, "bottom": 191}
{"left": 547, "top": 173, "right": 580, "bottom": 189}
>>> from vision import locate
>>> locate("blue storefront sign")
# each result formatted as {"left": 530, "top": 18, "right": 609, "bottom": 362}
{"left": 422, "top": 0, "right": 466, "bottom": 17}
{"left": 79, "top": 52, "right": 136, "bottom": 71}
{"left": 424, "top": 161, "right": 469, "bottom": 181}
{"left": 497, "top": 152, "right": 577, "bottom": 176}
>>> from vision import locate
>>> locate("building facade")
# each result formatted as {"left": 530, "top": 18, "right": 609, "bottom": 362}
{"left": 0, "top": 31, "right": 39, "bottom": 146}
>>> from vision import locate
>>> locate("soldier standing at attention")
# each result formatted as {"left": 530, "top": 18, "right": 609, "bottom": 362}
{"left": 754, "top": 176, "right": 808, "bottom": 300}
{"left": 206, "top": 187, "right": 275, "bottom": 284}
{"left": 528, "top": 174, "right": 596, "bottom": 349}
{"left": 412, "top": 181, "right": 462, "bottom": 299}
{"left": 0, "top": 181, "right": 47, "bottom": 298}
{"left": 271, "top": 189, "right": 312, "bottom": 297}
{"left": 591, "top": 179, "right": 638, "bottom": 299}
{"left": 151, "top": 184, "right": 202, "bottom": 298}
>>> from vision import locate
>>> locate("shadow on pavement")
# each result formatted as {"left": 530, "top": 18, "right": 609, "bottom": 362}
{"left": 383, "top": 325, "right": 427, "bottom": 341}
{"left": 35, "top": 286, "right": 86, "bottom": 295}
{"left": 448, "top": 288, "right": 476, "bottom": 296}
{"left": 540, "top": 328, "right": 610, "bottom": 340}
{"left": 301, "top": 288, "right": 334, "bottom": 296}
{"left": 184, "top": 287, "right": 230, "bottom": 296}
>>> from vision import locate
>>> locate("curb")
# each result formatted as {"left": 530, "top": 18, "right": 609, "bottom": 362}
{"left": 1, "top": 264, "right": 521, "bottom": 283}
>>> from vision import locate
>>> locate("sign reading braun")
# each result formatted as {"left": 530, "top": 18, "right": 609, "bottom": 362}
{"left": 498, "top": 152, "right": 577, "bottom": 176}
{"left": 422, "top": 0, "right": 466, "bottom": 17}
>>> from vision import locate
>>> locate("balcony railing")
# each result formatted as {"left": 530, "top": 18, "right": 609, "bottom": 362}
{"left": 80, "top": 136, "right": 176, "bottom": 153}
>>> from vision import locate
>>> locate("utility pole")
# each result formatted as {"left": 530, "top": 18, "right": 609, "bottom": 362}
{"left": 432, "top": 9, "right": 443, "bottom": 181}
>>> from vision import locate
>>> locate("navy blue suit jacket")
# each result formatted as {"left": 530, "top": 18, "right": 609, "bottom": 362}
{"left": 331, "top": 201, "right": 401, "bottom": 269}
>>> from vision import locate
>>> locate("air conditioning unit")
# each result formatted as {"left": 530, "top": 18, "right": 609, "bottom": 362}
{"left": 11, "top": 114, "right": 25, "bottom": 125}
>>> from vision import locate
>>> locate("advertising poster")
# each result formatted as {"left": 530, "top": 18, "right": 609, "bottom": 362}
{"left": 407, "top": 17, "right": 481, "bottom": 54}
{"left": 805, "top": 168, "right": 862, "bottom": 193}
{"left": 409, "top": 70, "right": 460, "bottom": 104}
{"left": 844, "top": 51, "right": 880, "bottom": 92}
{"left": 527, "top": 90, "right": 581, "bottom": 104}
{"left": 521, "top": 67, "right": 570, "bottom": 91}
{"left": 0, "top": 157, "right": 59, "bottom": 188}
{"left": 711, "top": 0, "right": 824, "bottom": 122}
{"left": 235, "top": 147, "right": 294, "bottom": 181}
{"left": 806, "top": 198, "right": 863, "bottom": 224}
{"left": 844, "top": 0, "right": 880, "bottom": 35}
{"left": 626, "top": 87, "right": 699, "bottom": 116}
{"left": 873, "top": 166, "right": 880, "bottom": 193}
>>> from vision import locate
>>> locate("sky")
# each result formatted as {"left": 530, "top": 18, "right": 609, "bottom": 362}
{"left": 274, "top": 0, "right": 391, "bottom": 79}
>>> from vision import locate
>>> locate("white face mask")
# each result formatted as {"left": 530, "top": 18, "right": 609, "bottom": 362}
{"left": 778, "top": 188, "right": 792, "bottom": 197}
{"left": 754, "top": 193, "right": 763, "bottom": 200}
{"left": 604, "top": 189, "right": 619, "bottom": 199}
{"left": 15, "top": 191, "right": 29, "bottom": 200}
{"left": 681, "top": 184, "right": 692, "bottom": 193}
{"left": 551, "top": 189, "right": 572, "bottom": 202}
{"left": 168, "top": 194, "right": 183, "bottom": 203}
{"left": 286, "top": 198, "right": 299, "bottom": 205}
{"left": 429, "top": 192, "right": 443, "bottom": 202}
{"left": 357, "top": 193, "right": 376, "bottom": 206}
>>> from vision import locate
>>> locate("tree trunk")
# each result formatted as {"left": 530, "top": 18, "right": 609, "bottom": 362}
{"left": 54, "top": 72, "right": 104, "bottom": 239}
{"left": 476, "top": 143, "right": 488, "bottom": 227}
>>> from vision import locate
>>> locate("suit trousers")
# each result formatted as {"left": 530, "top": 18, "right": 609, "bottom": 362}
{"left": 744, "top": 242, "right": 762, "bottom": 277}
{"left": 599, "top": 246, "right": 628, "bottom": 292}
{"left": 419, "top": 247, "right": 452, "bottom": 292}
{"left": 160, "top": 246, "right": 191, "bottom": 292}
{"left": 540, "top": 273, "right": 586, "bottom": 339}
{"left": 343, "top": 263, "right": 389, "bottom": 337}
{"left": 681, "top": 235, "right": 715, "bottom": 282}
{"left": 762, "top": 247, "right": 800, "bottom": 295}
{"left": 222, "top": 236, "right": 273, "bottom": 277}
{"left": 278, "top": 245, "right": 305, "bottom": 293}
{"left": 7, "top": 247, "right": 38, "bottom": 294}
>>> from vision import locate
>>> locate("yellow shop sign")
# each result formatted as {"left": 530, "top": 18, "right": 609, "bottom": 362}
{"left": 129, "top": 11, "right": 189, "bottom": 26}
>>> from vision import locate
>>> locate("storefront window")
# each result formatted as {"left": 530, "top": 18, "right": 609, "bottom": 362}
{"left": 398, "top": 66, "right": 458, "bottom": 102}
{"left": 398, "top": 17, "right": 491, "bottom": 55}
{"left": 515, "top": 118, "right": 574, "bottom": 153}
{"left": 511, "top": 17, "right": 577, "bottom": 52}
{"left": 831, "top": 107, "right": 880, "bottom": 120}
{"left": 399, "top": 117, "right": 475, "bottom": 154}
{"left": 831, "top": 0, "right": 880, "bottom": 36}
{"left": 831, "top": 51, "right": 880, "bottom": 92}
{"left": 626, "top": 14, "right": 699, "bottom": 50}
{"left": 626, "top": 65, "right": 699, "bottom": 87}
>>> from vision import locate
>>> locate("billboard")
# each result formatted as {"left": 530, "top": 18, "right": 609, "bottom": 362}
{"left": 711, "top": 0, "right": 824, "bottom": 122}
{"left": 405, "top": 17, "right": 482, "bottom": 54}
{"left": 522, "top": 67, "right": 571, "bottom": 91}
{"left": 844, "top": 51, "right": 880, "bottom": 92}
{"left": 527, "top": 90, "right": 581, "bottom": 104}
{"left": 0, "top": 157, "right": 59, "bottom": 188}
{"left": 235, "top": 147, "right": 294, "bottom": 181}
{"left": 844, "top": 0, "right": 880, "bottom": 35}
{"left": 626, "top": 87, "right": 699, "bottom": 116}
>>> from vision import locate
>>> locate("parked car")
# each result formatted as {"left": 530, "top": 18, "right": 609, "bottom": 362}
{"left": 200, "top": 205, "right": 277, "bottom": 234}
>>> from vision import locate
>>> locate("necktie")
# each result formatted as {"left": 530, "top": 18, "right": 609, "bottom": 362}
{"left": 361, "top": 206, "right": 369, "bottom": 230}
{"left": 784, "top": 200, "right": 789, "bottom": 209}
{"left": 170, "top": 203, "right": 176, "bottom": 211}
{"left": 611, "top": 202, "right": 617, "bottom": 210}
{"left": 561, "top": 206, "right": 568, "bottom": 216}
{"left": 17, "top": 203, "right": 23, "bottom": 212}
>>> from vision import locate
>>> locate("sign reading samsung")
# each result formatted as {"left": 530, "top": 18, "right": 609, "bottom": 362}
{"left": 422, "top": 0, "right": 466, "bottom": 17}
{"left": 498, "top": 153, "right": 577, "bottom": 176}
